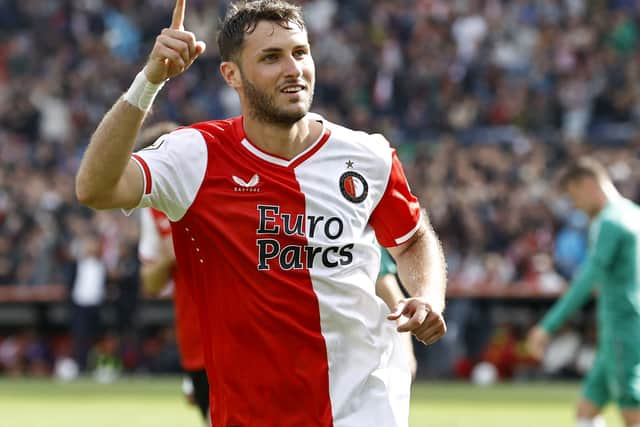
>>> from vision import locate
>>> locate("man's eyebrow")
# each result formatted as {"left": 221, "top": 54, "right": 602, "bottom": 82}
{"left": 259, "top": 44, "right": 310, "bottom": 53}
{"left": 259, "top": 47, "right": 284, "bottom": 53}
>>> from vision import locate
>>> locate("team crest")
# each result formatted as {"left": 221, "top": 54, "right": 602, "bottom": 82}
{"left": 339, "top": 171, "right": 368, "bottom": 203}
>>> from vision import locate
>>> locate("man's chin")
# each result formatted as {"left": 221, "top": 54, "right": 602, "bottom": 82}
{"left": 248, "top": 102, "right": 311, "bottom": 126}
{"left": 276, "top": 113, "right": 307, "bottom": 127}
{"left": 275, "top": 106, "right": 310, "bottom": 124}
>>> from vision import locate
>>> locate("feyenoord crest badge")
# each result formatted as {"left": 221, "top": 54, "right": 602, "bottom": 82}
{"left": 339, "top": 171, "right": 368, "bottom": 203}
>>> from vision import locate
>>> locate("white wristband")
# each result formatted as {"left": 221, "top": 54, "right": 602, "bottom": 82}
{"left": 123, "top": 71, "right": 166, "bottom": 112}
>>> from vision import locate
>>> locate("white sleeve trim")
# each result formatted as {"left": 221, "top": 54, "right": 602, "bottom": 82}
{"left": 121, "top": 157, "right": 150, "bottom": 217}
{"left": 394, "top": 211, "right": 423, "bottom": 245}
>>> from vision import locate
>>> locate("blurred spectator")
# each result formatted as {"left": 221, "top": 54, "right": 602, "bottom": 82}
{"left": 68, "top": 234, "right": 107, "bottom": 372}
{"left": 553, "top": 210, "right": 588, "bottom": 279}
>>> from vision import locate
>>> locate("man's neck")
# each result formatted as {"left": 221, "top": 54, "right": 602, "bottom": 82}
{"left": 242, "top": 116, "right": 322, "bottom": 160}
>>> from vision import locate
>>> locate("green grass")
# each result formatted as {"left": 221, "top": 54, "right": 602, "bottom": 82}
{"left": 0, "top": 378, "right": 624, "bottom": 426}
{"left": 410, "top": 382, "right": 621, "bottom": 427}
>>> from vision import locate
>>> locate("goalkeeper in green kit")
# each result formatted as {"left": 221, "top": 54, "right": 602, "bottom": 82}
{"left": 527, "top": 157, "right": 640, "bottom": 427}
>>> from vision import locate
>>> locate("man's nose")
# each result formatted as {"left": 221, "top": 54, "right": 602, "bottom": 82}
{"left": 282, "top": 55, "right": 303, "bottom": 78}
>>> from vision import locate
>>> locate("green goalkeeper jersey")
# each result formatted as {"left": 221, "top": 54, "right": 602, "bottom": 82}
{"left": 541, "top": 197, "right": 640, "bottom": 343}
{"left": 378, "top": 246, "right": 397, "bottom": 279}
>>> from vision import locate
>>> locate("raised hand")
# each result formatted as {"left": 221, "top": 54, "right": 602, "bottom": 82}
{"left": 388, "top": 297, "right": 447, "bottom": 345}
{"left": 144, "top": 0, "right": 206, "bottom": 84}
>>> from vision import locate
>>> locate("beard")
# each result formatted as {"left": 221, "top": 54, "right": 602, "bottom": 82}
{"left": 241, "top": 75, "right": 314, "bottom": 127}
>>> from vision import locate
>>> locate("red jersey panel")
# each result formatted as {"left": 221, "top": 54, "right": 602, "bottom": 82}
{"left": 139, "top": 208, "right": 205, "bottom": 370}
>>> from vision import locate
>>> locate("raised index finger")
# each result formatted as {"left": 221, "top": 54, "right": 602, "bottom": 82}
{"left": 170, "top": 0, "right": 185, "bottom": 30}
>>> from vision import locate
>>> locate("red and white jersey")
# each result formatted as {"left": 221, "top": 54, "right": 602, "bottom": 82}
{"left": 130, "top": 114, "right": 421, "bottom": 427}
{"left": 138, "top": 207, "right": 205, "bottom": 371}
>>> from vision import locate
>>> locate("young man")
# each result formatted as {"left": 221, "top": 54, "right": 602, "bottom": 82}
{"left": 137, "top": 122, "right": 209, "bottom": 424}
{"left": 527, "top": 157, "right": 640, "bottom": 427}
{"left": 76, "top": 1, "right": 447, "bottom": 426}
{"left": 139, "top": 206, "right": 209, "bottom": 424}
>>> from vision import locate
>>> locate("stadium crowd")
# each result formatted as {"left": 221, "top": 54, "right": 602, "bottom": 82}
{"left": 1, "top": 0, "right": 640, "bottom": 377}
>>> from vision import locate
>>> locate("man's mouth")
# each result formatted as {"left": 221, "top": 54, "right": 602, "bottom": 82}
{"left": 281, "top": 84, "right": 305, "bottom": 94}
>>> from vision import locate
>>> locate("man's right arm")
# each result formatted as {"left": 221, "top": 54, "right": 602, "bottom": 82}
{"left": 75, "top": 0, "right": 205, "bottom": 210}
{"left": 527, "top": 218, "right": 620, "bottom": 359}
{"left": 75, "top": 101, "right": 146, "bottom": 209}
{"left": 527, "top": 255, "right": 600, "bottom": 359}
{"left": 539, "top": 219, "right": 620, "bottom": 334}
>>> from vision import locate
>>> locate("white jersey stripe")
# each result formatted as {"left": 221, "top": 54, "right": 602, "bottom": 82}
{"left": 239, "top": 121, "right": 329, "bottom": 168}
{"left": 292, "top": 121, "right": 411, "bottom": 427}
{"left": 240, "top": 139, "right": 290, "bottom": 167}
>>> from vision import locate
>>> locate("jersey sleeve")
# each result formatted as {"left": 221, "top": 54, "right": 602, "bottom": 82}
{"left": 128, "top": 128, "right": 208, "bottom": 221}
{"left": 369, "top": 150, "right": 422, "bottom": 247}
{"left": 138, "top": 207, "right": 161, "bottom": 263}
{"left": 540, "top": 219, "right": 620, "bottom": 333}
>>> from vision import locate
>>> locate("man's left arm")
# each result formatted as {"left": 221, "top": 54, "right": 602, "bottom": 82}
{"left": 387, "top": 216, "right": 447, "bottom": 345}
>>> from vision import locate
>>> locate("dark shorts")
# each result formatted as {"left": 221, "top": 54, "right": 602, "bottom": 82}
{"left": 186, "top": 369, "right": 210, "bottom": 420}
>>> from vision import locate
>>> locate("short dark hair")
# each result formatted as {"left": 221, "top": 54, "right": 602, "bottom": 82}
{"left": 217, "top": 1, "right": 305, "bottom": 62}
{"left": 557, "top": 156, "right": 610, "bottom": 189}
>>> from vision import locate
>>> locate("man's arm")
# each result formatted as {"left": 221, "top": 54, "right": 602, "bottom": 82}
{"left": 526, "top": 259, "right": 599, "bottom": 359}
{"left": 387, "top": 217, "right": 447, "bottom": 345}
{"left": 75, "top": 0, "right": 205, "bottom": 210}
{"left": 539, "top": 261, "right": 598, "bottom": 333}
{"left": 76, "top": 102, "right": 146, "bottom": 209}
{"left": 376, "top": 273, "right": 404, "bottom": 311}
{"left": 141, "top": 237, "right": 176, "bottom": 296}
{"left": 375, "top": 246, "right": 400, "bottom": 309}
{"left": 527, "top": 219, "right": 620, "bottom": 359}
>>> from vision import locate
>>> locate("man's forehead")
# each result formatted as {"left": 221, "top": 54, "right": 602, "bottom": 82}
{"left": 567, "top": 177, "right": 588, "bottom": 192}
{"left": 244, "top": 20, "right": 308, "bottom": 49}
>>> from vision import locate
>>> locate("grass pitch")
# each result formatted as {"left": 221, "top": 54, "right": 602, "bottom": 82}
{"left": 0, "top": 378, "right": 622, "bottom": 426}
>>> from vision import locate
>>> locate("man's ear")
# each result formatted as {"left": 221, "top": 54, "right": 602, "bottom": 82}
{"left": 220, "top": 61, "right": 242, "bottom": 89}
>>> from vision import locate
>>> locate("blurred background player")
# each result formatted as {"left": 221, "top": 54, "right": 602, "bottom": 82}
{"left": 527, "top": 157, "right": 640, "bottom": 427}
{"left": 137, "top": 122, "right": 210, "bottom": 425}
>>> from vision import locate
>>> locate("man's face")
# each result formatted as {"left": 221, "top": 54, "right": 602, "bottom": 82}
{"left": 566, "top": 177, "right": 597, "bottom": 216}
{"left": 236, "top": 20, "right": 315, "bottom": 126}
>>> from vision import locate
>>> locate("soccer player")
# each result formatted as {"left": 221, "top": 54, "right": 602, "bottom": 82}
{"left": 527, "top": 157, "right": 640, "bottom": 427}
{"left": 137, "top": 122, "right": 209, "bottom": 424}
{"left": 139, "top": 206, "right": 209, "bottom": 424}
{"left": 75, "top": 1, "right": 447, "bottom": 426}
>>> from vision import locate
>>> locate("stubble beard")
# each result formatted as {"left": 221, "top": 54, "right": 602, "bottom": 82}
{"left": 241, "top": 75, "right": 314, "bottom": 127}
